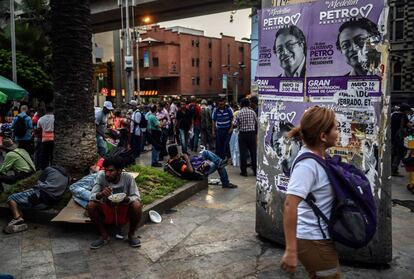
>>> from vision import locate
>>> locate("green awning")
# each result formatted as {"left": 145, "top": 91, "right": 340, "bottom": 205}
{"left": 0, "top": 75, "right": 28, "bottom": 100}
{"left": 0, "top": 90, "right": 8, "bottom": 104}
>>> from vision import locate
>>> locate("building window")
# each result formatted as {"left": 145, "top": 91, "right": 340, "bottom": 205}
{"left": 392, "top": 61, "right": 403, "bottom": 91}
{"left": 139, "top": 59, "right": 144, "bottom": 68}
{"left": 152, "top": 57, "right": 159, "bottom": 67}
{"left": 192, "top": 40, "right": 195, "bottom": 47}
{"left": 192, "top": 58, "right": 195, "bottom": 67}
{"left": 196, "top": 58, "right": 199, "bottom": 67}
{"left": 239, "top": 46, "right": 244, "bottom": 52}
{"left": 390, "top": 5, "right": 404, "bottom": 41}
{"left": 192, "top": 77, "right": 196, "bottom": 85}
{"left": 209, "top": 77, "right": 213, "bottom": 86}
{"left": 195, "top": 41, "right": 199, "bottom": 47}
{"left": 208, "top": 60, "right": 212, "bottom": 68}
{"left": 196, "top": 77, "right": 200, "bottom": 85}
{"left": 208, "top": 41, "right": 212, "bottom": 49}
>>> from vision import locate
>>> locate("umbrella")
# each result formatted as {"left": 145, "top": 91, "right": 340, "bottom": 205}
{"left": 0, "top": 90, "right": 8, "bottom": 104}
{"left": 0, "top": 75, "right": 28, "bottom": 100}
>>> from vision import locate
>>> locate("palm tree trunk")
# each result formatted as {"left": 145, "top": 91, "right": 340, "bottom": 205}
{"left": 50, "top": 0, "right": 96, "bottom": 175}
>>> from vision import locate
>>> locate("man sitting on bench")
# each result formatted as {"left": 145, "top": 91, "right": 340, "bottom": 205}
{"left": 165, "top": 145, "right": 237, "bottom": 188}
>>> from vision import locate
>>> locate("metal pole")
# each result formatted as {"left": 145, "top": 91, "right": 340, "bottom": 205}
{"left": 234, "top": 76, "right": 238, "bottom": 104}
{"left": 136, "top": 33, "right": 141, "bottom": 103}
{"left": 10, "top": 0, "right": 17, "bottom": 83}
{"left": 125, "top": 0, "right": 133, "bottom": 102}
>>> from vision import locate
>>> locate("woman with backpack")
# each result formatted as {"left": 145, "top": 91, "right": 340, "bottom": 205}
{"left": 281, "top": 106, "right": 341, "bottom": 279}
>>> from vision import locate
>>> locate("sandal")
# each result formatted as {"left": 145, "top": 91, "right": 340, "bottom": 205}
{"left": 8, "top": 217, "right": 24, "bottom": 226}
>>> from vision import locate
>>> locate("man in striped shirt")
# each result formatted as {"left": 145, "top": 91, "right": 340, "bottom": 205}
{"left": 212, "top": 98, "right": 233, "bottom": 159}
{"left": 233, "top": 98, "right": 257, "bottom": 176}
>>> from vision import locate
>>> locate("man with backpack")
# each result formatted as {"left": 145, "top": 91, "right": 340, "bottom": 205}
{"left": 11, "top": 105, "right": 33, "bottom": 155}
{"left": 391, "top": 103, "right": 412, "bottom": 176}
{"left": 0, "top": 138, "right": 35, "bottom": 194}
{"left": 129, "top": 100, "right": 146, "bottom": 159}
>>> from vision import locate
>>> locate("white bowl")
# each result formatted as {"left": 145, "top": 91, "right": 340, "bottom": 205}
{"left": 149, "top": 210, "right": 162, "bottom": 223}
{"left": 108, "top": 193, "right": 126, "bottom": 203}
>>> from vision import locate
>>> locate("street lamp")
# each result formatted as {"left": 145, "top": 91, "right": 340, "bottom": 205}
{"left": 221, "top": 63, "right": 246, "bottom": 103}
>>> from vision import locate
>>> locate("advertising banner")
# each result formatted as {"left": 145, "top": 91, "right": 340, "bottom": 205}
{"left": 256, "top": 4, "right": 310, "bottom": 101}
{"left": 306, "top": 0, "right": 386, "bottom": 101}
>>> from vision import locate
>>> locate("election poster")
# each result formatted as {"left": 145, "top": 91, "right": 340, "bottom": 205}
{"left": 256, "top": 97, "right": 381, "bottom": 213}
{"left": 306, "top": 0, "right": 387, "bottom": 101}
{"left": 256, "top": 4, "right": 310, "bottom": 101}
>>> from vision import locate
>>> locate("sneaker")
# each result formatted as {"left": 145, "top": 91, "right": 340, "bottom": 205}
{"left": 3, "top": 223, "right": 28, "bottom": 234}
{"left": 8, "top": 218, "right": 24, "bottom": 226}
{"left": 151, "top": 162, "right": 163, "bottom": 167}
{"left": 199, "top": 145, "right": 206, "bottom": 153}
{"left": 129, "top": 237, "right": 141, "bottom": 248}
{"left": 219, "top": 158, "right": 229, "bottom": 168}
{"left": 222, "top": 183, "right": 238, "bottom": 189}
{"left": 90, "top": 237, "right": 109, "bottom": 249}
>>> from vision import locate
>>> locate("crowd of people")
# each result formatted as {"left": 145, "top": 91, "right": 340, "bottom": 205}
{"left": 93, "top": 95, "right": 259, "bottom": 178}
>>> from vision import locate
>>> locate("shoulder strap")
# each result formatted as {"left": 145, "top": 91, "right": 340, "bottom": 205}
{"left": 11, "top": 150, "right": 35, "bottom": 172}
{"left": 290, "top": 152, "right": 328, "bottom": 175}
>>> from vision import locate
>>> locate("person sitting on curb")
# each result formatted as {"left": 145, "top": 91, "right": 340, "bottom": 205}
{"left": 165, "top": 145, "right": 237, "bottom": 189}
{"left": 4, "top": 166, "right": 70, "bottom": 233}
{"left": 0, "top": 138, "right": 36, "bottom": 193}
{"left": 88, "top": 156, "right": 142, "bottom": 249}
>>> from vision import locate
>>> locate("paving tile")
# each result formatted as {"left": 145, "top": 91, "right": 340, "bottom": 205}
{"left": 51, "top": 237, "right": 81, "bottom": 254}
{"left": 53, "top": 250, "right": 89, "bottom": 278}
{"left": 21, "top": 250, "right": 54, "bottom": 268}
{"left": 21, "top": 262, "right": 56, "bottom": 279}
{"left": 22, "top": 236, "right": 51, "bottom": 252}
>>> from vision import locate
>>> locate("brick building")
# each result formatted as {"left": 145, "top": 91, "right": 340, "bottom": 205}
{"left": 389, "top": 0, "right": 414, "bottom": 105}
{"left": 133, "top": 25, "right": 251, "bottom": 100}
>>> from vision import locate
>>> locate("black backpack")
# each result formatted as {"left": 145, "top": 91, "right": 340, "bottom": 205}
{"left": 13, "top": 115, "right": 28, "bottom": 138}
{"left": 139, "top": 112, "right": 148, "bottom": 129}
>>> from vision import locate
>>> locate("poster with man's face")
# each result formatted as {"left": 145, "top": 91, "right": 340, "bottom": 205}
{"left": 256, "top": 4, "right": 310, "bottom": 101}
{"left": 306, "top": 0, "right": 386, "bottom": 101}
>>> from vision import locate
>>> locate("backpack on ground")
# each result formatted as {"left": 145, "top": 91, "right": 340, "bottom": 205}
{"left": 105, "top": 147, "right": 135, "bottom": 167}
{"left": 291, "top": 152, "right": 377, "bottom": 249}
{"left": 13, "top": 115, "right": 28, "bottom": 138}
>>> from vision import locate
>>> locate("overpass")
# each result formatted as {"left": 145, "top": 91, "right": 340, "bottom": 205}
{"left": 91, "top": 0, "right": 253, "bottom": 33}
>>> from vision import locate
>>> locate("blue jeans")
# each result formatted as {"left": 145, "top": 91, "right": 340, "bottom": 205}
{"left": 191, "top": 126, "right": 201, "bottom": 151}
{"left": 215, "top": 128, "right": 231, "bottom": 159}
{"left": 96, "top": 135, "right": 107, "bottom": 157}
{"left": 201, "top": 150, "right": 229, "bottom": 186}
{"left": 69, "top": 173, "right": 98, "bottom": 208}
{"left": 131, "top": 134, "right": 142, "bottom": 159}
{"left": 152, "top": 145, "right": 160, "bottom": 164}
{"left": 179, "top": 129, "right": 189, "bottom": 153}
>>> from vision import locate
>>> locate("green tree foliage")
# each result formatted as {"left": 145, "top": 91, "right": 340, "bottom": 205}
{"left": 0, "top": 49, "right": 53, "bottom": 101}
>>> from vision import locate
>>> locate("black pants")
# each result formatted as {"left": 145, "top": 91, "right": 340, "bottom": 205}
{"left": 238, "top": 131, "right": 257, "bottom": 175}
{"left": 392, "top": 141, "right": 406, "bottom": 174}
{"left": 17, "top": 140, "right": 34, "bottom": 155}
{"left": 40, "top": 141, "right": 54, "bottom": 169}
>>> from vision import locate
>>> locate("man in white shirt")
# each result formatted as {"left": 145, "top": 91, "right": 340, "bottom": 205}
{"left": 37, "top": 106, "right": 55, "bottom": 169}
{"left": 129, "top": 100, "right": 142, "bottom": 159}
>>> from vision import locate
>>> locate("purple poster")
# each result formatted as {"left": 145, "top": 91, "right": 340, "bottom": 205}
{"left": 256, "top": 4, "right": 310, "bottom": 101}
{"left": 306, "top": 0, "right": 386, "bottom": 101}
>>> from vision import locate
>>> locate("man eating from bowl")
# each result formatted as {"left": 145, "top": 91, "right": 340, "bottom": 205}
{"left": 88, "top": 156, "right": 142, "bottom": 249}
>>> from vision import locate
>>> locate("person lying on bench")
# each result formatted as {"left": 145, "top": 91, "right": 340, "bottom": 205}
{"left": 88, "top": 156, "right": 142, "bottom": 249}
{"left": 5, "top": 166, "right": 70, "bottom": 233}
{"left": 0, "top": 138, "right": 36, "bottom": 193}
{"left": 69, "top": 158, "right": 104, "bottom": 208}
{"left": 165, "top": 145, "right": 237, "bottom": 188}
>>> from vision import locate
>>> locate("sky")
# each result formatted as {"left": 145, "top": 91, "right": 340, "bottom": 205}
{"left": 94, "top": 8, "right": 253, "bottom": 62}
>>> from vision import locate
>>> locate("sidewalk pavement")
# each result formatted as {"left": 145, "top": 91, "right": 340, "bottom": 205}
{"left": 0, "top": 150, "right": 413, "bottom": 279}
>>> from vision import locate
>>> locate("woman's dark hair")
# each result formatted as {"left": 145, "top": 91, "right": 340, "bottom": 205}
{"left": 103, "top": 156, "right": 124, "bottom": 170}
{"left": 273, "top": 25, "right": 307, "bottom": 56}
{"left": 150, "top": 105, "right": 157, "bottom": 113}
{"left": 336, "top": 17, "right": 380, "bottom": 50}
{"left": 168, "top": 145, "right": 179, "bottom": 157}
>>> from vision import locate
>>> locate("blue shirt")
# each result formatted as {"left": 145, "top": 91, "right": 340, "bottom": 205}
{"left": 12, "top": 112, "right": 33, "bottom": 141}
{"left": 212, "top": 106, "right": 233, "bottom": 129}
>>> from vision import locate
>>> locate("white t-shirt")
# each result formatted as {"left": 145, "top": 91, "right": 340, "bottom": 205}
{"left": 286, "top": 147, "right": 334, "bottom": 240}
{"left": 130, "top": 110, "right": 142, "bottom": 136}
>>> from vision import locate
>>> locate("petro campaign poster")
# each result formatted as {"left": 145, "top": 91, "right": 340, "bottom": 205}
{"left": 306, "top": 0, "right": 387, "bottom": 102}
{"left": 256, "top": 4, "right": 310, "bottom": 101}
